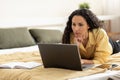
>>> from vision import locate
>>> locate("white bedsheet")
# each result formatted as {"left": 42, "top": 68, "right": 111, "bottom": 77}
{"left": 68, "top": 70, "right": 120, "bottom": 80}
{"left": 0, "top": 45, "right": 39, "bottom": 55}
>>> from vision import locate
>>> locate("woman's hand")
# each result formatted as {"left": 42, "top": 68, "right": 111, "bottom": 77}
{"left": 74, "top": 37, "right": 82, "bottom": 46}
{"left": 74, "top": 36, "right": 84, "bottom": 46}
{"left": 81, "top": 59, "right": 94, "bottom": 64}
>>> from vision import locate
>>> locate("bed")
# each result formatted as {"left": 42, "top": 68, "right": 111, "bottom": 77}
{"left": 0, "top": 27, "right": 120, "bottom": 80}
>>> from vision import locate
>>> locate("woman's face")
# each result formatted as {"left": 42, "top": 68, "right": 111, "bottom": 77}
{"left": 72, "top": 15, "right": 89, "bottom": 38}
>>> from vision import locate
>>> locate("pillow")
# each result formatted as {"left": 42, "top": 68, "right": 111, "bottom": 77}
{"left": 29, "top": 29, "right": 63, "bottom": 43}
{"left": 0, "top": 27, "right": 36, "bottom": 49}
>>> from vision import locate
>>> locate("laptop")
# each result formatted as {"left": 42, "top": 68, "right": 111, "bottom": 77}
{"left": 38, "top": 43, "right": 93, "bottom": 71}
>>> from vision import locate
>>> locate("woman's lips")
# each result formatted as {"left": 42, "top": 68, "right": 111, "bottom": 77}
{"left": 74, "top": 32, "right": 83, "bottom": 38}
{"left": 74, "top": 33, "right": 80, "bottom": 37}
{"left": 75, "top": 32, "right": 79, "bottom": 34}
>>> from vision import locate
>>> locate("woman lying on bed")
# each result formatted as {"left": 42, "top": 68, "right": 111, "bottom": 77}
{"left": 62, "top": 9, "right": 120, "bottom": 64}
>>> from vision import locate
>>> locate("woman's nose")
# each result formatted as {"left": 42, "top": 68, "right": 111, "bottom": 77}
{"left": 74, "top": 26, "right": 79, "bottom": 31}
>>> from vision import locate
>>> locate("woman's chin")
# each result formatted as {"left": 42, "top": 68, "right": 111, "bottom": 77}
{"left": 74, "top": 36, "right": 79, "bottom": 38}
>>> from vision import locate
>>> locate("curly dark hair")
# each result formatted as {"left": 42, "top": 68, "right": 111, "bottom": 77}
{"left": 62, "top": 9, "right": 102, "bottom": 44}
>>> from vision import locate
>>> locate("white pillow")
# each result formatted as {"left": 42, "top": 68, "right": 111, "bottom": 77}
{"left": 0, "top": 45, "right": 39, "bottom": 55}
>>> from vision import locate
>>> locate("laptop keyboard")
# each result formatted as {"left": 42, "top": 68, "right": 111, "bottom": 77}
{"left": 82, "top": 64, "right": 94, "bottom": 70}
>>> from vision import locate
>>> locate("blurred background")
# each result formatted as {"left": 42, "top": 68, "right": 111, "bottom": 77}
{"left": 0, "top": 0, "right": 120, "bottom": 40}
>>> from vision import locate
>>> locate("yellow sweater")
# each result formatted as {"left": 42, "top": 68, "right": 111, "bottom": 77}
{"left": 70, "top": 28, "right": 112, "bottom": 64}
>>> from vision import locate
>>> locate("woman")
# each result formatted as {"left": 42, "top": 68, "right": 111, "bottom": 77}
{"left": 62, "top": 9, "right": 119, "bottom": 64}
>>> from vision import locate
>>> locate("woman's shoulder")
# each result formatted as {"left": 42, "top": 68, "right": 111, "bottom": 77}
{"left": 92, "top": 28, "right": 107, "bottom": 35}
{"left": 90, "top": 28, "right": 108, "bottom": 41}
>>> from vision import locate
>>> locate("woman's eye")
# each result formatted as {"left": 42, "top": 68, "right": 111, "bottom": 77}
{"left": 78, "top": 23, "right": 83, "bottom": 26}
{"left": 72, "top": 23, "right": 76, "bottom": 26}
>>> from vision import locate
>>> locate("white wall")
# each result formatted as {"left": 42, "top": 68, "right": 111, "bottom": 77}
{"left": 0, "top": 0, "right": 104, "bottom": 27}
{"left": 103, "top": 0, "right": 120, "bottom": 32}
{"left": 0, "top": 0, "right": 103, "bottom": 18}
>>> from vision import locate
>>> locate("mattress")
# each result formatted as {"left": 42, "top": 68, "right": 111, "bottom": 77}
{"left": 0, "top": 45, "right": 120, "bottom": 80}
